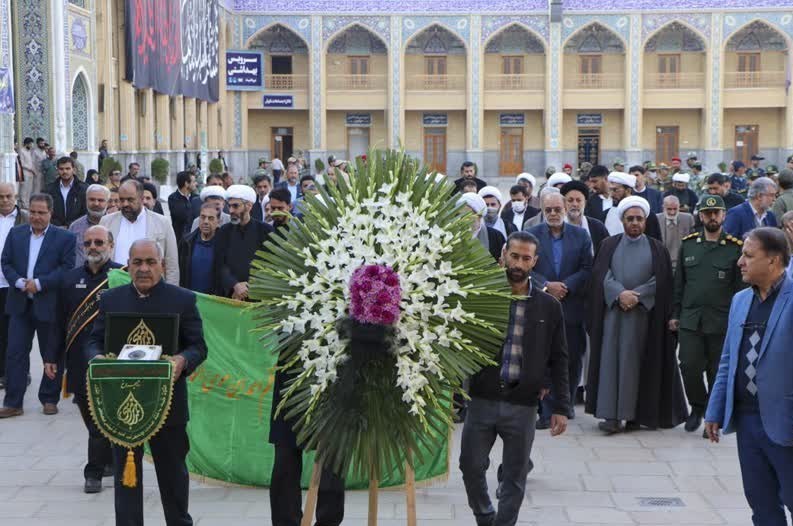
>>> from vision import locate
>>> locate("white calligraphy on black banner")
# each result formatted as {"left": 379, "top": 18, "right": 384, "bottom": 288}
{"left": 125, "top": 0, "right": 219, "bottom": 103}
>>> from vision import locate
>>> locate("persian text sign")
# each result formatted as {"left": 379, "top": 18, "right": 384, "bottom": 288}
{"left": 262, "top": 95, "right": 294, "bottom": 108}
{"left": 125, "top": 0, "right": 219, "bottom": 103}
{"left": 226, "top": 51, "right": 263, "bottom": 90}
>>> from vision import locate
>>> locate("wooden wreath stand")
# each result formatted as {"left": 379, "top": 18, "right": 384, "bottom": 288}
{"left": 300, "top": 454, "right": 417, "bottom": 526}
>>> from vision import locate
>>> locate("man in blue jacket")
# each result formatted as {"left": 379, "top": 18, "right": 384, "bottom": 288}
{"left": 705, "top": 227, "right": 793, "bottom": 525}
{"left": 0, "top": 193, "right": 75, "bottom": 417}
{"left": 723, "top": 177, "right": 778, "bottom": 239}
{"left": 528, "top": 191, "right": 592, "bottom": 425}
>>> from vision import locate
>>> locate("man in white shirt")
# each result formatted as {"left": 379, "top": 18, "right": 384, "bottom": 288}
{"left": 0, "top": 183, "right": 28, "bottom": 389}
{"left": 100, "top": 180, "right": 179, "bottom": 285}
{"left": 271, "top": 156, "right": 285, "bottom": 184}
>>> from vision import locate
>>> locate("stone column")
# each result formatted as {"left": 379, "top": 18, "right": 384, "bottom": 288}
{"left": 51, "top": 0, "right": 68, "bottom": 152}
{"left": 544, "top": 21, "right": 563, "bottom": 173}
{"left": 154, "top": 93, "right": 170, "bottom": 155}
{"left": 466, "top": 15, "right": 484, "bottom": 172}
{"left": 171, "top": 96, "right": 185, "bottom": 171}
{"left": 703, "top": 13, "right": 724, "bottom": 171}
{"left": 0, "top": 0, "right": 16, "bottom": 184}
{"left": 308, "top": 15, "right": 326, "bottom": 168}
{"left": 624, "top": 14, "right": 643, "bottom": 167}
{"left": 784, "top": 51, "right": 793, "bottom": 164}
{"left": 389, "top": 15, "right": 403, "bottom": 149}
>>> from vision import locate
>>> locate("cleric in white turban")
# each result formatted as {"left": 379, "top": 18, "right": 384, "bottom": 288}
{"left": 213, "top": 184, "right": 275, "bottom": 300}
{"left": 457, "top": 192, "right": 504, "bottom": 261}
{"left": 604, "top": 172, "right": 638, "bottom": 235}
{"left": 668, "top": 172, "right": 699, "bottom": 212}
{"left": 478, "top": 186, "right": 508, "bottom": 238}
{"left": 616, "top": 195, "right": 651, "bottom": 219}
{"left": 547, "top": 172, "right": 573, "bottom": 189}
{"left": 515, "top": 172, "right": 540, "bottom": 208}
{"left": 190, "top": 185, "right": 231, "bottom": 232}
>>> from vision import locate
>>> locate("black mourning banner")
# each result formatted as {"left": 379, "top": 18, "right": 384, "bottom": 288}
{"left": 125, "top": 0, "right": 219, "bottom": 103}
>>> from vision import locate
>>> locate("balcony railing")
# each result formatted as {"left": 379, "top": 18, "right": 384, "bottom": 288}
{"left": 407, "top": 74, "right": 466, "bottom": 90}
{"left": 327, "top": 74, "right": 386, "bottom": 90}
{"left": 725, "top": 71, "right": 787, "bottom": 89}
{"left": 484, "top": 74, "right": 545, "bottom": 91}
{"left": 644, "top": 72, "right": 705, "bottom": 89}
{"left": 263, "top": 74, "right": 308, "bottom": 90}
{"left": 564, "top": 73, "right": 624, "bottom": 89}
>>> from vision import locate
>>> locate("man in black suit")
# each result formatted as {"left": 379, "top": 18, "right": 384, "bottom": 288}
{"left": 583, "top": 165, "right": 612, "bottom": 222}
{"left": 45, "top": 156, "right": 87, "bottom": 227}
{"left": 48, "top": 225, "right": 122, "bottom": 493}
{"left": 460, "top": 231, "right": 568, "bottom": 526}
{"left": 561, "top": 181, "right": 610, "bottom": 257}
{"left": 502, "top": 185, "right": 540, "bottom": 234}
{"left": 87, "top": 238, "right": 207, "bottom": 526}
{"left": 453, "top": 161, "right": 487, "bottom": 193}
{"left": 167, "top": 171, "right": 197, "bottom": 247}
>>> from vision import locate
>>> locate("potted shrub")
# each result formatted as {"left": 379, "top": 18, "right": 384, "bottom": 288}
{"left": 208, "top": 158, "right": 224, "bottom": 175}
{"left": 99, "top": 157, "right": 122, "bottom": 182}
{"left": 150, "top": 158, "right": 170, "bottom": 184}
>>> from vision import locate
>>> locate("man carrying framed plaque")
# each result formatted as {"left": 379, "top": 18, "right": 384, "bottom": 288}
{"left": 87, "top": 239, "right": 207, "bottom": 526}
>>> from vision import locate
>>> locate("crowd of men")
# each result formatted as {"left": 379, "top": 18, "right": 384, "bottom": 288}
{"left": 2, "top": 148, "right": 793, "bottom": 526}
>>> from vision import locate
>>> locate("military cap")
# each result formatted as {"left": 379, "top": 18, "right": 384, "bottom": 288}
{"left": 787, "top": 154, "right": 793, "bottom": 163}
{"left": 699, "top": 195, "right": 726, "bottom": 211}
{"left": 766, "top": 164, "right": 779, "bottom": 175}
{"left": 612, "top": 158, "right": 625, "bottom": 167}
{"left": 258, "top": 157, "right": 270, "bottom": 164}
{"left": 751, "top": 154, "right": 765, "bottom": 161}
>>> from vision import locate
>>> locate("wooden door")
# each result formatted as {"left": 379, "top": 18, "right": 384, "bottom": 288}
{"left": 271, "top": 127, "right": 293, "bottom": 161}
{"left": 349, "top": 56, "right": 370, "bottom": 88}
{"left": 425, "top": 56, "right": 447, "bottom": 89}
{"left": 737, "top": 53, "right": 761, "bottom": 87}
{"left": 657, "top": 54, "right": 680, "bottom": 87}
{"left": 502, "top": 56, "right": 524, "bottom": 89}
{"left": 735, "top": 125, "right": 759, "bottom": 165}
{"left": 579, "top": 55, "right": 602, "bottom": 88}
{"left": 500, "top": 128, "right": 523, "bottom": 175}
{"left": 655, "top": 126, "right": 680, "bottom": 166}
{"left": 423, "top": 128, "right": 446, "bottom": 174}
{"left": 577, "top": 129, "right": 600, "bottom": 166}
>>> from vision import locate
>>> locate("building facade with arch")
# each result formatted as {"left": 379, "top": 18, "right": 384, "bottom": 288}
{"left": 1, "top": 1, "right": 792, "bottom": 184}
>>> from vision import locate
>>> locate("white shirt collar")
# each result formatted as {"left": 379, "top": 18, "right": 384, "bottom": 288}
{"left": 1, "top": 208, "right": 18, "bottom": 220}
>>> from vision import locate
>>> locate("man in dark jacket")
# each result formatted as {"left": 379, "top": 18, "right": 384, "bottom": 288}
{"left": 179, "top": 202, "right": 221, "bottom": 293}
{"left": 86, "top": 239, "right": 207, "bottom": 526}
{"left": 460, "top": 231, "right": 569, "bottom": 526}
{"left": 453, "top": 161, "right": 487, "bottom": 193}
{"left": 45, "top": 156, "right": 87, "bottom": 227}
{"left": 47, "top": 225, "right": 122, "bottom": 493}
{"left": 167, "top": 171, "right": 197, "bottom": 247}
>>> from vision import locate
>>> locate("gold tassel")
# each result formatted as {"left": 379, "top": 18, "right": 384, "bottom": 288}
{"left": 122, "top": 449, "right": 137, "bottom": 488}
{"left": 61, "top": 374, "right": 71, "bottom": 400}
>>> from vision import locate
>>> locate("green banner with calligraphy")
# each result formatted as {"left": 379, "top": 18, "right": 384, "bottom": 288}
{"left": 108, "top": 270, "right": 450, "bottom": 489}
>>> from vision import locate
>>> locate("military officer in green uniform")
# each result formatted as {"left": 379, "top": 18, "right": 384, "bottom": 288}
{"left": 670, "top": 195, "right": 745, "bottom": 436}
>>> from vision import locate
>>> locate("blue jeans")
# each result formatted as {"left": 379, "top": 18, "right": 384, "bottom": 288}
{"left": 736, "top": 411, "right": 793, "bottom": 526}
{"left": 459, "top": 397, "right": 537, "bottom": 526}
{"left": 3, "top": 311, "right": 60, "bottom": 409}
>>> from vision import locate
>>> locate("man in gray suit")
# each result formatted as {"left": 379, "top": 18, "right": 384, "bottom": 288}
{"left": 657, "top": 195, "right": 695, "bottom": 271}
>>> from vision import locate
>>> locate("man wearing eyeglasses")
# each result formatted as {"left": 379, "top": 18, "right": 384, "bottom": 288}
{"left": 527, "top": 191, "right": 593, "bottom": 427}
{"left": 46, "top": 225, "right": 122, "bottom": 493}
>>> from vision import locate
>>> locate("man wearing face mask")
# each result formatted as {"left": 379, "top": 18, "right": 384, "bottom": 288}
{"left": 502, "top": 185, "right": 540, "bottom": 234}
{"left": 47, "top": 225, "right": 122, "bottom": 493}
{"left": 478, "top": 186, "right": 508, "bottom": 239}
{"left": 213, "top": 185, "right": 274, "bottom": 300}
{"left": 457, "top": 193, "right": 505, "bottom": 262}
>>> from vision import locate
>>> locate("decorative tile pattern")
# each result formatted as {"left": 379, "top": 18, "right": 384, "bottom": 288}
{"left": 403, "top": 16, "right": 470, "bottom": 46}
{"left": 390, "top": 15, "right": 401, "bottom": 147}
{"left": 322, "top": 16, "right": 390, "bottom": 43}
{"left": 470, "top": 15, "right": 480, "bottom": 150}
{"left": 327, "top": 24, "right": 388, "bottom": 54}
{"left": 71, "top": 73, "right": 88, "bottom": 150}
{"left": 482, "top": 15, "right": 548, "bottom": 43}
{"left": 233, "top": 0, "right": 547, "bottom": 12}
{"left": 562, "top": 15, "right": 629, "bottom": 48}
{"left": 629, "top": 15, "right": 640, "bottom": 149}
{"left": 565, "top": 0, "right": 788, "bottom": 9}
{"left": 13, "top": 0, "right": 51, "bottom": 140}
{"left": 311, "top": 15, "right": 322, "bottom": 149}
{"left": 68, "top": 0, "right": 86, "bottom": 7}
{"left": 485, "top": 23, "right": 546, "bottom": 53}
{"left": 549, "top": 23, "right": 561, "bottom": 150}
{"left": 723, "top": 12, "right": 793, "bottom": 41}
{"left": 234, "top": 91, "right": 242, "bottom": 147}
{"left": 242, "top": 15, "right": 310, "bottom": 45}
{"left": 642, "top": 14, "right": 710, "bottom": 42}
{"left": 0, "top": 0, "right": 10, "bottom": 66}
{"left": 710, "top": 13, "right": 722, "bottom": 149}
{"left": 68, "top": 10, "right": 91, "bottom": 57}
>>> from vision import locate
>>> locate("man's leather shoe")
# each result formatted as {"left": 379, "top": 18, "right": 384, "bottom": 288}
{"left": 103, "top": 465, "right": 114, "bottom": 478}
{"left": 42, "top": 403, "right": 58, "bottom": 415}
{"left": 0, "top": 407, "right": 23, "bottom": 418}
{"left": 703, "top": 428, "right": 710, "bottom": 439}
{"left": 84, "top": 478, "right": 102, "bottom": 494}
{"left": 624, "top": 421, "right": 641, "bottom": 432}
{"left": 536, "top": 418, "right": 550, "bottom": 430}
{"left": 684, "top": 410, "right": 702, "bottom": 432}
{"left": 598, "top": 419, "right": 623, "bottom": 434}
